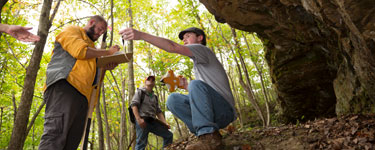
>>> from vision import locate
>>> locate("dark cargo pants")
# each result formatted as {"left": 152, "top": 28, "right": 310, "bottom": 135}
{"left": 39, "top": 79, "right": 88, "bottom": 150}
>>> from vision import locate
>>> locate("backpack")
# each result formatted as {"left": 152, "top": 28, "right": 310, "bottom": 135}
{"left": 128, "top": 89, "right": 158, "bottom": 124}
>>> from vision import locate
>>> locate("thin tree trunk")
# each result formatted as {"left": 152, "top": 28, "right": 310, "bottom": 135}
{"left": 190, "top": 2, "right": 216, "bottom": 54}
{"left": 12, "top": 93, "right": 17, "bottom": 123}
{"left": 0, "top": 58, "right": 8, "bottom": 89}
{"left": 91, "top": 118, "right": 95, "bottom": 150}
{"left": 242, "top": 32, "right": 271, "bottom": 126}
{"left": 0, "top": 0, "right": 8, "bottom": 35}
{"left": 95, "top": 30, "right": 107, "bottom": 150}
{"left": 8, "top": 0, "right": 61, "bottom": 149}
{"left": 109, "top": 0, "right": 114, "bottom": 47}
{"left": 174, "top": 116, "right": 183, "bottom": 138}
{"left": 156, "top": 137, "right": 159, "bottom": 149}
{"left": 0, "top": 0, "right": 8, "bottom": 16}
{"left": 230, "top": 27, "right": 267, "bottom": 126}
{"left": 120, "top": 70, "right": 128, "bottom": 150}
{"left": 32, "top": 122, "right": 35, "bottom": 150}
{"left": 0, "top": 0, "right": 9, "bottom": 44}
{"left": 96, "top": 98, "right": 105, "bottom": 150}
{"left": 219, "top": 25, "right": 266, "bottom": 127}
{"left": 26, "top": 101, "right": 46, "bottom": 135}
{"left": 228, "top": 69, "right": 243, "bottom": 127}
{"left": 105, "top": 73, "right": 123, "bottom": 148}
{"left": 102, "top": 85, "right": 112, "bottom": 150}
{"left": 126, "top": 0, "right": 136, "bottom": 148}
{"left": 0, "top": 107, "right": 3, "bottom": 138}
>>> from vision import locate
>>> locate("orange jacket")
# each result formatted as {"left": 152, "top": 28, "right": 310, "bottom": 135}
{"left": 46, "top": 25, "right": 97, "bottom": 103}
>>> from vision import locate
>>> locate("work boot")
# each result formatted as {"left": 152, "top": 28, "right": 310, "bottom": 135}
{"left": 185, "top": 131, "right": 223, "bottom": 150}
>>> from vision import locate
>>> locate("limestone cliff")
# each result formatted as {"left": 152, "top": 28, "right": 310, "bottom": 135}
{"left": 199, "top": 0, "right": 375, "bottom": 122}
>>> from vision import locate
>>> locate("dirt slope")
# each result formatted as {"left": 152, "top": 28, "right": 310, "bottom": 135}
{"left": 168, "top": 114, "right": 375, "bottom": 150}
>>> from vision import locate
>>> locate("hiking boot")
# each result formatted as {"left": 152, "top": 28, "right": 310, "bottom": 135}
{"left": 185, "top": 131, "right": 223, "bottom": 150}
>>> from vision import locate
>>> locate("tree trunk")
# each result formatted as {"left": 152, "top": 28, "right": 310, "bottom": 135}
{"left": 12, "top": 93, "right": 17, "bottom": 123}
{"left": 0, "top": 0, "right": 8, "bottom": 26}
{"left": 104, "top": 74, "right": 123, "bottom": 150}
{"left": 0, "top": 107, "right": 3, "bottom": 138}
{"left": 32, "top": 123, "right": 35, "bottom": 150}
{"left": 120, "top": 70, "right": 128, "bottom": 150}
{"left": 95, "top": 29, "right": 107, "bottom": 150}
{"left": 102, "top": 85, "right": 112, "bottom": 150}
{"left": 96, "top": 98, "right": 105, "bottom": 150}
{"left": 242, "top": 32, "right": 271, "bottom": 126}
{"left": 219, "top": 25, "right": 266, "bottom": 126}
{"left": 174, "top": 116, "right": 183, "bottom": 138}
{"left": 228, "top": 70, "right": 243, "bottom": 127}
{"left": 91, "top": 118, "right": 95, "bottom": 150}
{"left": 126, "top": 0, "right": 136, "bottom": 148}
{"left": 107, "top": 70, "right": 123, "bottom": 150}
{"left": 105, "top": 72, "right": 122, "bottom": 149}
{"left": 0, "top": 0, "right": 8, "bottom": 43}
{"left": 0, "top": 0, "right": 8, "bottom": 16}
{"left": 26, "top": 101, "right": 46, "bottom": 135}
{"left": 8, "top": 0, "right": 61, "bottom": 149}
{"left": 230, "top": 27, "right": 267, "bottom": 126}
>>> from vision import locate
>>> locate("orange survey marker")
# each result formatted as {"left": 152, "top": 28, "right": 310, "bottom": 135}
{"left": 160, "top": 70, "right": 185, "bottom": 92}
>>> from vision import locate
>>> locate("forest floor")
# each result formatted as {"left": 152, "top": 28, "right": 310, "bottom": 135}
{"left": 167, "top": 114, "right": 375, "bottom": 150}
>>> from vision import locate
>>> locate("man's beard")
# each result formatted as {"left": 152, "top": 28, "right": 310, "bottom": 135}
{"left": 86, "top": 25, "right": 97, "bottom": 41}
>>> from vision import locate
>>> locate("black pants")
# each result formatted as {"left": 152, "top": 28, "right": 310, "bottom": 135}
{"left": 39, "top": 79, "right": 88, "bottom": 150}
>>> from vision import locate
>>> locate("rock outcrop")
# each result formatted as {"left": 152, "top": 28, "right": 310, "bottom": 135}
{"left": 199, "top": 0, "right": 375, "bottom": 122}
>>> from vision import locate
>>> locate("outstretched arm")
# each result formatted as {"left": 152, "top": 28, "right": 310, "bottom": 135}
{"left": 0, "top": 23, "right": 40, "bottom": 42}
{"left": 119, "top": 28, "right": 193, "bottom": 57}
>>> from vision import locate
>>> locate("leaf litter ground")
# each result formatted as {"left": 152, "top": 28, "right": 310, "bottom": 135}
{"left": 166, "top": 114, "right": 375, "bottom": 150}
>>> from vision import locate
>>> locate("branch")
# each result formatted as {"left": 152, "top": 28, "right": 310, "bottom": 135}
{"left": 4, "top": 36, "right": 26, "bottom": 69}
{"left": 109, "top": 70, "right": 124, "bottom": 96}
{"left": 49, "top": 0, "right": 62, "bottom": 28}
{"left": 49, "top": 16, "right": 91, "bottom": 33}
{"left": 25, "top": 100, "right": 46, "bottom": 135}
{"left": 78, "top": 0, "right": 102, "bottom": 16}
{"left": 105, "top": 75, "right": 121, "bottom": 99}
{"left": 109, "top": 0, "right": 114, "bottom": 46}
{"left": 12, "top": 93, "right": 17, "bottom": 123}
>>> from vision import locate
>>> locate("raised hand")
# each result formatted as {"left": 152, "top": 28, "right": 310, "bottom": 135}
{"left": 179, "top": 76, "right": 188, "bottom": 90}
{"left": 6, "top": 25, "right": 40, "bottom": 42}
{"left": 119, "top": 28, "right": 142, "bottom": 41}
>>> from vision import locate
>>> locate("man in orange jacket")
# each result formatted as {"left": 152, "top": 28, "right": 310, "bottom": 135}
{"left": 39, "top": 15, "right": 119, "bottom": 150}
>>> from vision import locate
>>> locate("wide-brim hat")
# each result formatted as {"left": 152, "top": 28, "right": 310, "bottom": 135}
{"left": 178, "top": 27, "right": 206, "bottom": 45}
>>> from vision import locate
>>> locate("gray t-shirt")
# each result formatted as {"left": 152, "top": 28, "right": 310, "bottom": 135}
{"left": 187, "top": 44, "right": 236, "bottom": 117}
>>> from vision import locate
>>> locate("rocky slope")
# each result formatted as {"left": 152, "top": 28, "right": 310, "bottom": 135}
{"left": 199, "top": 0, "right": 375, "bottom": 122}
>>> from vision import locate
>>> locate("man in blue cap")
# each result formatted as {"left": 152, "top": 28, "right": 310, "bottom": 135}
{"left": 120, "top": 27, "right": 236, "bottom": 150}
